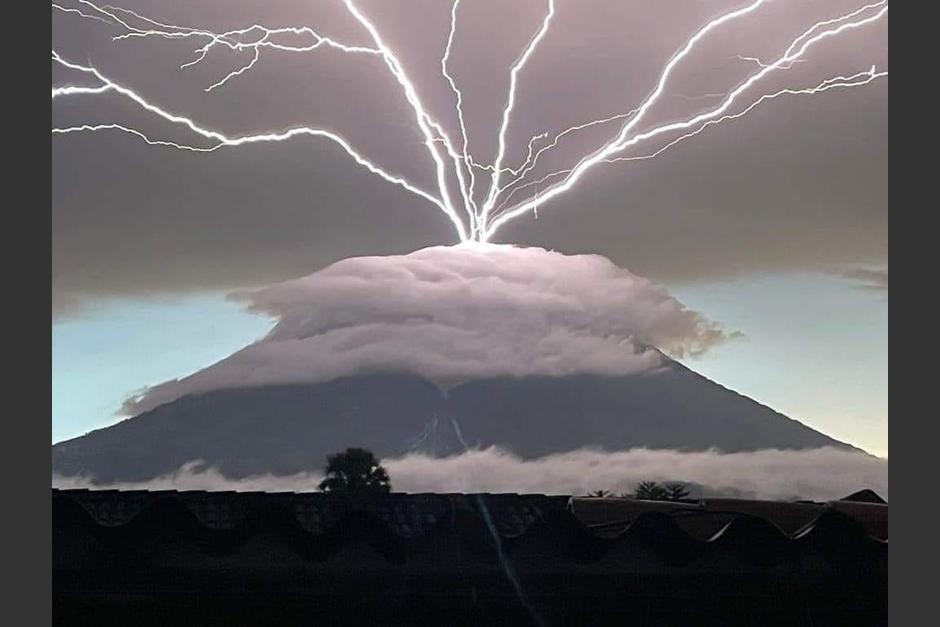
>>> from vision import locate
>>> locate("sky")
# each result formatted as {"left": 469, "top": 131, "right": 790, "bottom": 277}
{"left": 51, "top": 294, "right": 274, "bottom": 443}
{"left": 52, "top": 267, "right": 888, "bottom": 457}
{"left": 673, "top": 271, "right": 887, "bottom": 457}
{"left": 51, "top": 0, "right": 888, "bottom": 456}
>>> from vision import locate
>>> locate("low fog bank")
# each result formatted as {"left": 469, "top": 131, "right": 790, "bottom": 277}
{"left": 53, "top": 446, "right": 886, "bottom": 502}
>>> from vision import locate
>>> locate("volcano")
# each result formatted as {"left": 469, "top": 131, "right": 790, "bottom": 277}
{"left": 51, "top": 245, "right": 855, "bottom": 483}
{"left": 52, "top": 358, "right": 852, "bottom": 483}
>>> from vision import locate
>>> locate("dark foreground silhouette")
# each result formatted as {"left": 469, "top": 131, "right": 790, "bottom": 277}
{"left": 53, "top": 489, "right": 887, "bottom": 626}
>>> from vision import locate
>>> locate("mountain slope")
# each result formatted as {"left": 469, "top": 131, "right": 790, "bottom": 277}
{"left": 52, "top": 359, "right": 853, "bottom": 483}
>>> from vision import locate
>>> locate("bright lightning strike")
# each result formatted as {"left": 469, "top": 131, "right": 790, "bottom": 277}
{"left": 484, "top": 1, "right": 889, "bottom": 239}
{"left": 481, "top": 0, "right": 556, "bottom": 225}
{"left": 51, "top": 50, "right": 451, "bottom": 218}
{"left": 52, "top": 84, "right": 112, "bottom": 98}
{"left": 491, "top": 68, "right": 886, "bottom": 216}
{"left": 441, "top": 0, "right": 477, "bottom": 220}
{"left": 52, "top": 0, "right": 887, "bottom": 244}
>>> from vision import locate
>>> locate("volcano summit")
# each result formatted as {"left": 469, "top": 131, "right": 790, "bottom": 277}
{"left": 52, "top": 246, "right": 853, "bottom": 483}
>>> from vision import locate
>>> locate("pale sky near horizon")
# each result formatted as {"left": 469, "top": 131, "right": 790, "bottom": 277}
{"left": 52, "top": 268, "right": 888, "bottom": 458}
{"left": 673, "top": 273, "right": 887, "bottom": 458}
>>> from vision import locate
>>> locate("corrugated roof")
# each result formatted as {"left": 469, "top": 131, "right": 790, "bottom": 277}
{"left": 53, "top": 489, "right": 887, "bottom": 626}
{"left": 53, "top": 488, "right": 886, "bottom": 559}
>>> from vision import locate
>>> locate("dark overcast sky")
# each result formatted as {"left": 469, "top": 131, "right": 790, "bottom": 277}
{"left": 52, "top": 0, "right": 888, "bottom": 456}
{"left": 52, "top": 0, "right": 887, "bottom": 314}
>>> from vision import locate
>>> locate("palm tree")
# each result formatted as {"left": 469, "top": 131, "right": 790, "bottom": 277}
{"left": 634, "top": 481, "right": 669, "bottom": 501}
{"left": 664, "top": 483, "right": 690, "bottom": 501}
{"left": 318, "top": 447, "right": 391, "bottom": 494}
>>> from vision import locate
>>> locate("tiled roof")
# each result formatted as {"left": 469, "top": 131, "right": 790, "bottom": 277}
{"left": 54, "top": 488, "right": 568, "bottom": 537}
{"left": 53, "top": 489, "right": 887, "bottom": 626}
{"left": 570, "top": 495, "right": 888, "bottom": 541}
{"left": 53, "top": 488, "right": 887, "bottom": 562}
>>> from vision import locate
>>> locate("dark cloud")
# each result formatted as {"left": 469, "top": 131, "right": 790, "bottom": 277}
{"left": 52, "top": 0, "right": 888, "bottom": 314}
{"left": 52, "top": 446, "right": 887, "bottom": 502}
{"left": 124, "top": 245, "right": 732, "bottom": 414}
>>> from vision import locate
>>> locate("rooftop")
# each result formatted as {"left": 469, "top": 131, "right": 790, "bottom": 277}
{"left": 53, "top": 488, "right": 887, "bottom": 626}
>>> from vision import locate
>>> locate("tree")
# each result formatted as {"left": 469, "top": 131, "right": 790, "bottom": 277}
{"left": 588, "top": 489, "right": 612, "bottom": 498}
{"left": 634, "top": 481, "right": 669, "bottom": 501}
{"left": 664, "top": 483, "right": 691, "bottom": 501}
{"left": 633, "top": 481, "right": 691, "bottom": 501}
{"left": 318, "top": 448, "right": 391, "bottom": 494}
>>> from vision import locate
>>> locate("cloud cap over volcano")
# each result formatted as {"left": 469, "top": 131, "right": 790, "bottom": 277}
{"left": 126, "top": 245, "right": 733, "bottom": 414}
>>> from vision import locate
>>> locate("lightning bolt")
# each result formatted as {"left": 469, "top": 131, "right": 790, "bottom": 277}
{"left": 58, "top": 2, "right": 383, "bottom": 89}
{"left": 51, "top": 50, "right": 456, "bottom": 228}
{"left": 602, "top": 69, "right": 887, "bottom": 166}
{"left": 53, "top": 1, "right": 472, "bottom": 241}
{"left": 491, "top": 68, "right": 886, "bottom": 217}
{"left": 341, "top": 0, "right": 476, "bottom": 240}
{"left": 53, "top": 0, "right": 887, "bottom": 244}
{"left": 441, "top": 0, "right": 478, "bottom": 222}
{"left": 449, "top": 416, "right": 545, "bottom": 627}
{"left": 496, "top": 108, "right": 641, "bottom": 202}
{"left": 733, "top": 54, "right": 805, "bottom": 70}
{"left": 481, "top": 0, "right": 556, "bottom": 225}
{"left": 52, "top": 84, "right": 112, "bottom": 98}
{"left": 484, "top": 2, "right": 888, "bottom": 240}
{"left": 52, "top": 2, "right": 107, "bottom": 23}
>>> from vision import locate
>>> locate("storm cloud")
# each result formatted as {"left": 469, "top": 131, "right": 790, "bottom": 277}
{"left": 125, "top": 244, "right": 732, "bottom": 414}
{"left": 52, "top": 0, "right": 888, "bottom": 314}
{"left": 52, "top": 446, "right": 887, "bottom": 502}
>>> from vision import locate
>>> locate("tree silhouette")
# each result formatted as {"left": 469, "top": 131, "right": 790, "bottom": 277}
{"left": 664, "top": 483, "right": 691, "bottom": 501}
{"left": 634, "top": 481, "right": 669, "bottom": 501}
{"left": 588, "top": 489, "right": 612, "bottom": 498}
{"left": 318, "top": 448, "right": 391, "bottom": 494}
{"left": 633, "top": 481, "right": 691, "bottom": 501}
